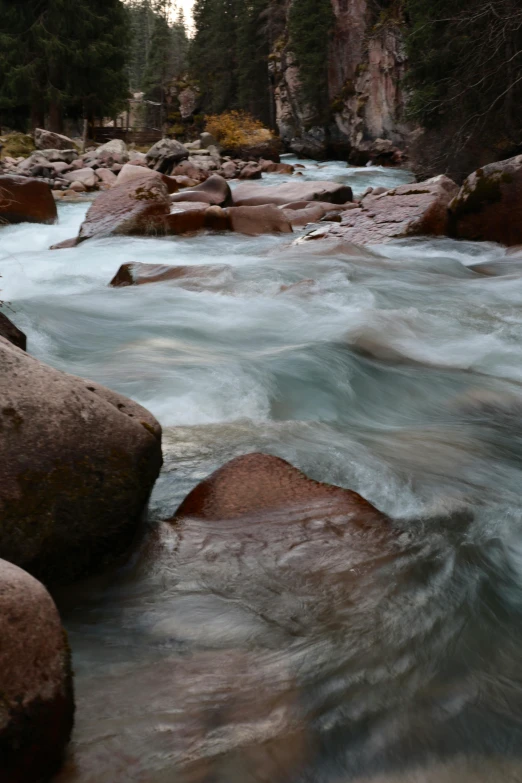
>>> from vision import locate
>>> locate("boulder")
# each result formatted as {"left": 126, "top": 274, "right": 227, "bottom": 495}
{"left": 95, "top": 167, "right": 117, "bottom": 187}
{"left": 63, "top": 167, "right": 97, "bottom": 189}
{"left": 78, "top": 171, "right": 170, "bottom": 241}
{"left": 200, "top": 131, "right": 217, "bottom": 149}
{"left": 323, "top": 175, "right": 458, "bottom": 245}
{"left": 116, "top": 163, "right": 179, "bottom": 194}
{"left": 0, "top": 175, "right": 57, "bottom": 224}
{"left": 0, "top": 312, "right": 26, "bottom": 351}
{"left": 164, "top": 201, "right": 209, "bottom": 234}
{"left": 0, "top": 559, "right": 74, "bottom": 782}
{"left": 93, "top": 139, "right": 128, "bottom": 160}
{"left": 260, "top": 160, "right": 295, "bottom": 175}
{"left": 172, "top": 160, "right": 209, "bottom": 182}
{"left": 0, "top": 336, "right": 162, "bottom": 584}
{"left": 220, "top": 160, "right": 238, "bottom": 179}
{"left": 239, "top": 162, "right": 263, "bottom": 180}
{"left": 169, "top": 174, "right": 232, "bottom": 207}
{"left": 449, "top": 155, "right": 522, "bottom": 246}
{"left": 50, "top": 237, "right": 79, "bottom": 250}
{"left": 232, "top": 180, "right": 353, "bottom": 207}
{"left": 172, "top": 453, "right": 389, "bottom": 532}
{"left": 37, "top": 149, "right": 79, "bottom": 164}
{"left": 211, "top": 205, "right": 293, "bottom": 236}
{"left": 16, "top": 152, "right": 55, "bottom": 178}
{"left": 146, "top": 138, "right": 189, "bottom": 174}
{"left": 34, "top": 128, "right": 76, "bottom": 151}
{"left": 171, "top": 174, "right": 199, "bottom": 188}
{"left": 110, "top": 262, "right": 232, "bottom": 288}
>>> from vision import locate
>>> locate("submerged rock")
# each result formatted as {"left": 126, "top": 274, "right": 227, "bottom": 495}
{"left": 0, "top": 558, "right": 74, "bottom": 782}
{"left": 173, "top": 452, "right": 389, "bottom": 531}
{"left": 0, "top": 311, "right": 26, "bottom": 350}
{"left": 225, "top": 205, "right": 293, "bottom": 236}
{"left": 0, "top": 337, "right": 162, "bottom": 584}
{"left": 449, "top": 155, "right": 522, "bottom": 246}
{"left": 110, "top": 262, "right": 232, "bottom": 288}
{"left": 0, "top": 175, "right": 57, "bottom": 225}
{"left": 232, "top": 180, "right": 353, "bottom": 207}
{"left": 322, "top": 175, "right": 458, "bottom": 244}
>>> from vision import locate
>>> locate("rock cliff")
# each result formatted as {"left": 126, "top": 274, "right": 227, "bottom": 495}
{"left": 272, "top": 1, "right": 410, "bottom": 162}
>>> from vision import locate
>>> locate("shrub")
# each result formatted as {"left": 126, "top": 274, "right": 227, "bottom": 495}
{"left": 205, "top": 110, "right": 272, "bottom": 150}
{"left": 0, "top": 132, "right": 35, "bottom": 159}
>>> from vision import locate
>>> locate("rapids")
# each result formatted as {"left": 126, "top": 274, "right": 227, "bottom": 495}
{"left": 2, "top": 157, "right": 522, "bottom": 782}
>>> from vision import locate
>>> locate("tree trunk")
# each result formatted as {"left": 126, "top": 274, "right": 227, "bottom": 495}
{"left": 48, "top": 101, "right": 63, "bottom": 133}
{"left": 30, "top": 104, "right": 45, "bottom": 131}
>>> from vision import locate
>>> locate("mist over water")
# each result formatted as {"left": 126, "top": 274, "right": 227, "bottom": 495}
{"left": 3, "top": 159, "right": 522, "bottom": 782}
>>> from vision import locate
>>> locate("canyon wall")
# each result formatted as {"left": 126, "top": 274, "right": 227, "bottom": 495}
{"left": 272, "top": 1, "right": 411, "bottom": 162}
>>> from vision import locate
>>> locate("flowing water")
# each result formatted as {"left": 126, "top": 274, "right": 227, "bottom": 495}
{"left": 2, "top": 158, "right": 522, "bottom": 782}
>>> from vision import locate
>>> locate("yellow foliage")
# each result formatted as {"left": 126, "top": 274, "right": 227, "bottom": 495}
{"left": 205, "top": 111, "right": 272, "bottom": 150}
{"left": 0, "top": 132, "right": 35, "bottom": 159}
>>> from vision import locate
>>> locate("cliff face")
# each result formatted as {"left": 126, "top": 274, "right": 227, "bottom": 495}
{"left": 272, "top": 0, "right": 410, "bottom": 162}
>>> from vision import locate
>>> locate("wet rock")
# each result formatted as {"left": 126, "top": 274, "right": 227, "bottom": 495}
{"left": 0, "top": 312, "right": 26, "bottom": 351}
{"left": 169, "top": 174, "right": 232, "bottom": 207}
{"left": 232, "top": 180, "right": 353, "bottom": 207}
{"left": 78, "top": 172, "right": 170, "bottom": 241}
{"left": 0, "top": 336, "right": 162, "bottom": 584}
{"left": 165, "top": 201, "right": 209, "bottom": 234}
{"left": 220, "top": 160, "right": 238, "bottom": 179}
{"left": 260, "top": 160, "right": 295, "bottom": 175}
{"left": 34, "top": 128, "right": 76, "bottom": 151}
{"left": 0, "top": 559, "right": 74, "bottom": 782}
{"left": 116, "top": 163, "right": 179, "bottom": 194}
{"left": 239, "top": 162, "right": 263, "bottom": 180}
{"left": 278, "top": 279, "right": 316, "bottom": 296}
{"left": 449, "top": 155, "right": 522, "bottom": 246}
{"left": 225, "top": 205, "right": 293, "bottom": 236}
{"left": 0, "top": 175, "right": 57, "bottom": 224}
{"left": 146, "top": 138, "right": 189, "bottom": 174}
{"left": 110, "top": 262, "right": 232, "bottom": 288}
{"left": 173, "top": 452, "right": 389, "bottom": 530}
{"left": 50, "top": 237, "right": 79, "bottom": 250}
{"left": 323, "top": 175, "right": 458, "bottom": 245}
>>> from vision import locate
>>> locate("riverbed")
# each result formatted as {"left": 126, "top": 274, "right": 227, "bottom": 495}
{"left": 2, "top": 158, "right": 522, "bottom": 782}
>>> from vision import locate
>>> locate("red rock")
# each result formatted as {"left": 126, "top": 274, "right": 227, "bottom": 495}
{"left": 0, "top": 559, "right": 74, "bottom": 782}
{"left": 170, "top": 174, "right": 232, "bottom": 207}
{"left": 239, "top": 162, "right": 263, "bottom": 179}
{"left": 172, "top": 160, "right": 209, "bottom": 182}
{"left": 260, "top": 159, "right": 295, "bottom": 175}
{"left": 232, "top": 180, "right": 353, "bottom": 207}
{"left": 171, "top": 174, "right": 199, "bottom": 188}
{"left": 0, "top": 312, "right": 26, "bottom": 350}
{"left": 78, "top": 172, "right": 170, "bottom": 241}
{"left": 165, "top": 201, "right": 209, "bottom": 234}
{"left": 50, "top": 237, "right": 79, "bottom": 250}
{"left": 324, "top": 175, "right": 458, "bottom": 245}
{"left": 225, "top": 205, "right": 293, "bottom": 236}
{"left": 173, "top": 453, "right": 389, "bottom": 532}
{"left": 0, "top": 175, "right": 57, "bottom": 224}
{"left": 449, "top": 155, "right": 522, "bottom": 246}
{"left": 110, "top": 262, "right": 232, "bottom": 288}
{"left": 220, "top": 161, "right": 238, "bottom": 179}
{"left": 116, "top": 164, "right": 179, "bottom": 194}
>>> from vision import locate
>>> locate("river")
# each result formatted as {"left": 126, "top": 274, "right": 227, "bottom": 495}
{"left": 2, "top": 157, "right": 522, "bottom": 782}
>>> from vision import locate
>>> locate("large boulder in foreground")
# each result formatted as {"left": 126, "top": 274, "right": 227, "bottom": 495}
{"left": 110, "top": 262, "right": 232, "bottom": 288}
{"left": 0, "top": 559, "right": 74, "bottom": 782}
{"left": 146, "top": 138, "right": 189, "bottom": 174}
{"left": 0, "top": 311, "right": 26, "bottom": 350}
{"left": 232, "top": 180, "right": 353, "bottom": 207}
{"left": 323, "top": 175, "right": 458, "bottom": 245}
{"left": 449, "top": 155, "right": 522, "bottom": 246}
{"left": 173, "top": 452, "right": 389, "bottom": 532}
{"left": 0, "top": 175, "right": 57, "bottom": 224}
{"left": 34, "top": 128, "right": 76, "bottom": 151}
{"left": 0, "top": 337, "right": 162, "bottom": 584}
{"left": 78, "top": 171, "right": 170, "bottom": 241}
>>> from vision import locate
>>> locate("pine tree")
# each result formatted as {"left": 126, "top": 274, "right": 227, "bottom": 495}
{"left": 0, "top": 0, "right": 129, "bottom": 131}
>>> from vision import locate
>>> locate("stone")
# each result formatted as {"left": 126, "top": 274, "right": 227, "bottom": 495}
{"left": 95, "top": 168, "right": 117, "bottom": 187}
{"left": 0, "top": 175, "right": 57, "bottom": 224}
{"left": 37, "top": 149, "right": 79, "bottom": 164}
{"left": 0, "top": 336, "right": 162, "bottom": 584}
{"left": 178, "top": 86, "right": 199, "bottom": 119}
{"left": 0, "top": 312, "right": 26, "bottom": 351}
{"left": 78, "top": 172, "right": 170, "bottom": 241}
{"left": 172, "top": 175, "right": 199, "bottom": 188}
{"left": 34, "top": 128, "right": 76, "bottom": 151}
{"left": 63, "top": 167, "right": 97, "bottom": 189}
{"left": 220, "top": 161, "right": 238, "bottom": 179}
{"left": 260, "top": 160, "right": 295, "bottom": 175}
{"left": 50, "top": 237, "right": 79, "bottom": 250}
{"left": 94, "top": 139, "right": 128, "bottom": 159}
{"left": 200, "top": 131, "right": 217, "bottom": 149}
{"left": 323, "top": 175, "right": 458, "bottom": 245}
{"left": 172, "top": 453, "right": 389, "bottom": 532}
{"left": 0, "top": 559, "right": 74, "bottom": 782}
{"left": 146, "top": 138, "right": 189, "bottom": 174}
{"left": 172, "top": 160, "right": 209, "bottom": 182}
{"left": 128, "top": 151, "right": 148, "bottom": 165}
{"left": 116, "top": 163, "right": 179, "bottom": 194}
{"left": 48, "top": 161, "right": 72, "bottom": 176}
{"left": 15, "top": 153, "right": 55, "bottom": 178}
{"left": 449, "top": 155, "right": 522, "bottom": 246}
{"left": 164, "top": 202, "right": 209, "bottom": 234}
{"left": 239, "top": 162, "right": 263, "bottom": 180}
{"left": 283, "top": 204, "right": 328, "bottom": 227}
{"left": 169, "top": 174, "right": 232, "bottom": 207}
{"left": 69, "top": 181, "right": 86, "bottom": 193}
{"left": 232, "top": 180, "right": 353, "bottom": 207}
{"left": 223, "top": 205, "right": 293, "bottom": 236}
{"left": 109, "top": 262, "right": 232, "bottom": 288}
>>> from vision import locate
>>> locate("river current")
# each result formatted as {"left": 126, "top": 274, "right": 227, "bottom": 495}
{"left": 2, "top": 158, "right": 522, "bottom": 782}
